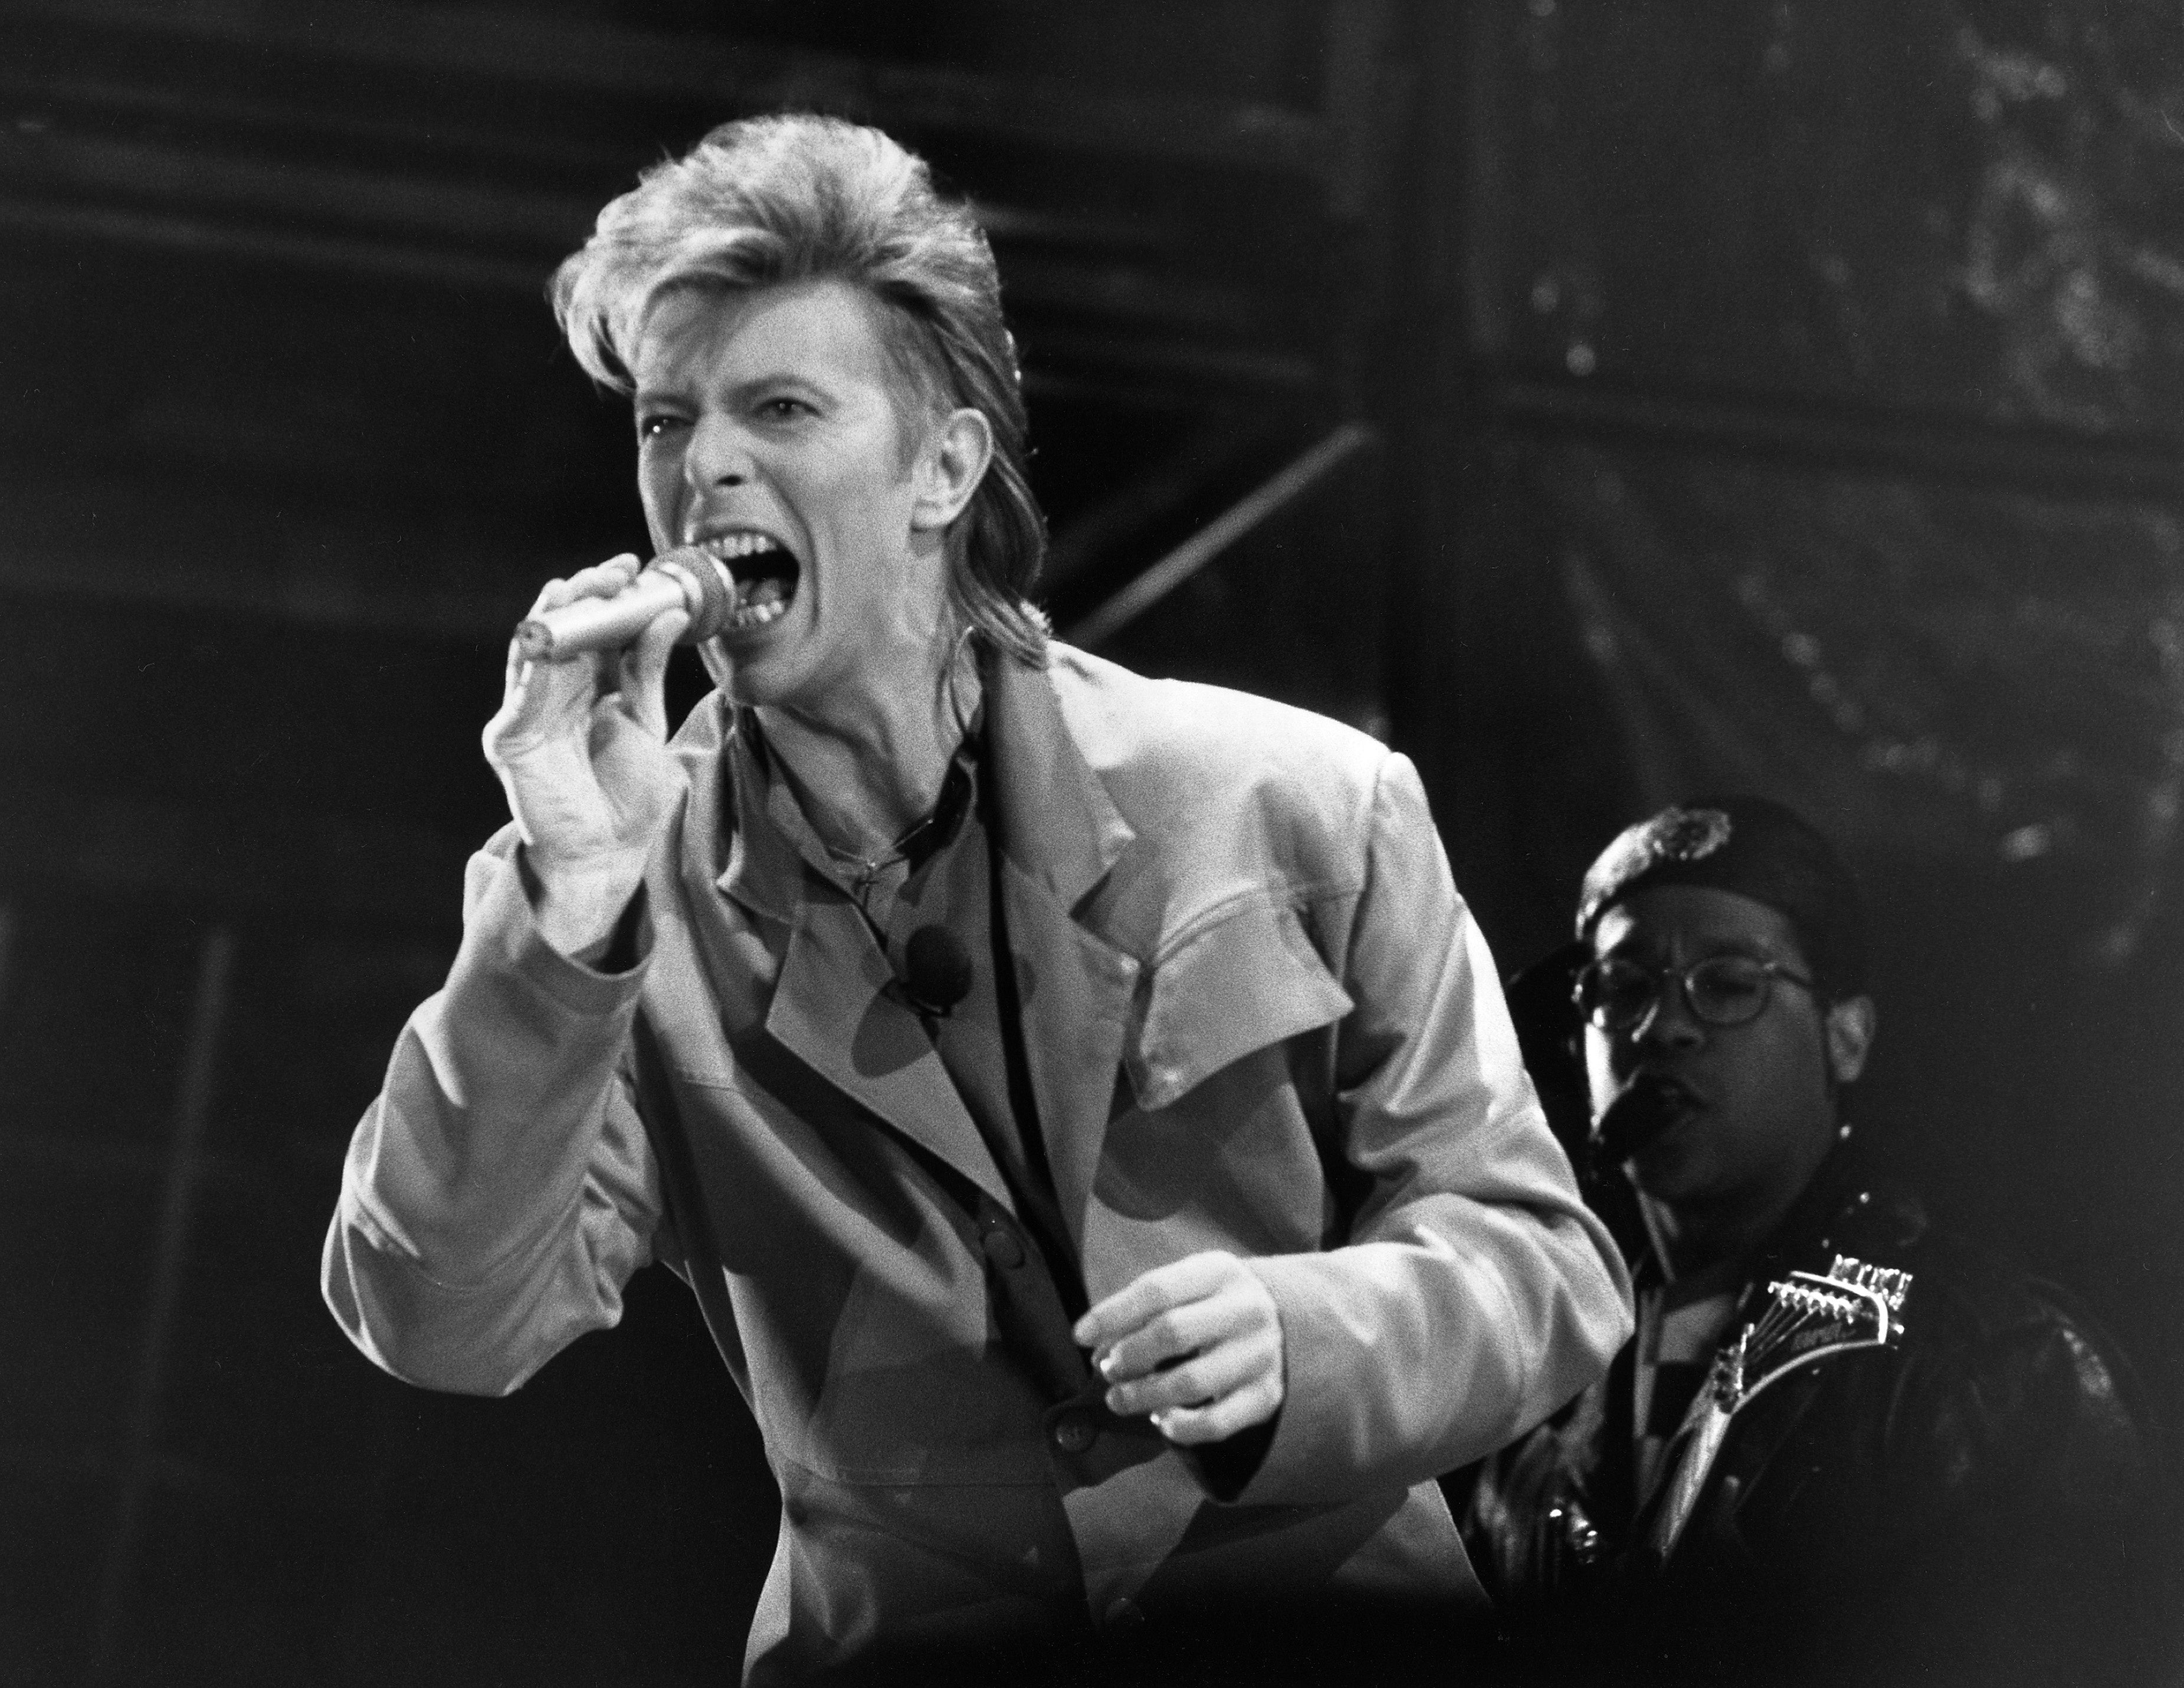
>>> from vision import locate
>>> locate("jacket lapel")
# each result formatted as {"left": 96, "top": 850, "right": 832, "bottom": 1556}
{"left": 985, "top": 655, "right": 1141, "bottom": 1256}
{"left": 763, "top": 893, "right": 1019, "bottom": 1217}
{"left": 697, "top": 669, "right": 1142, "bottom": 1244}
{"left": 700, "top": 705, "right": 1019, "bottom": 1216}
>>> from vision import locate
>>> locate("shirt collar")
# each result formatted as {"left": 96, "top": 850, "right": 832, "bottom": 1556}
{"left": 729, "top": 703, "right": 983, "bottom": 906}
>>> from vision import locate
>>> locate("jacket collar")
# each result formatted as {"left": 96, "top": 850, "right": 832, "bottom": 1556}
{"left": 982, "top": 648, "right": 1136, "bottom": 914}
{"left": 685, "top": 653, "right": 1143, "bottom": 1250}
{"left": 703, "top": 653, "right": 1140, "bottom": 924}
{"left": 979, "top": 650, "right": 1142, "bottom": 1256}
{"left": 1729, "top": 1138, "right": 1927, "bottom": 1315}
{"left": 710, "top": 705, "right": 811, "bottom": 924}
{"left": 1628, "top": 1138, "right": 1897, "bottom": 1307}
{"left": 665, "top": 694, "right": 787, "bottom": 922}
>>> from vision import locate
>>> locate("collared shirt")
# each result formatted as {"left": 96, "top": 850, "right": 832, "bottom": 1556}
{"left": 1631, "top": 1254, "right": 1742, "bottom": 1503}
{"left": 733, "top": 710, "right": 1081, "bottom": 1309}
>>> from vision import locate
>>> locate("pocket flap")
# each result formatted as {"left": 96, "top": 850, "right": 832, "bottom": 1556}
{"left": 1125, "top": 899, "right": 1353, "bottom": 1112}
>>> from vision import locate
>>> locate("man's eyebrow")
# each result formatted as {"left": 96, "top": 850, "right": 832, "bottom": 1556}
{"left": 1693, "top": 937, "right": 1794, "bottom": 964}
{"left": 637, "top": 370, "right": 832, "bottom": 406}
{"left": 1599, "top": 931, "right": 1778, "bottom": 959}
{"left": 732, "top": 368, "right": 831, "bottom": 398}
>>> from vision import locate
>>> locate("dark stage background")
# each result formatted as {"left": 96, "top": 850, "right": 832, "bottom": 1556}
{"left": 1, "top": 3, "right": 2180, "bottom": 1682}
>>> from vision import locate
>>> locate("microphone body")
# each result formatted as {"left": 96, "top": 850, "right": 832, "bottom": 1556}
{"left": 1589, "top": 1076, "right": 1685, "bottom": 1165}
{"left": 514, "top": 547, "right": 736, "bottom": 661}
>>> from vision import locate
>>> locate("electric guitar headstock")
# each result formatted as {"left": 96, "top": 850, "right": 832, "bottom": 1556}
{"left": 1648, "top": 1256, "right": 1912, "bottom": 1562}
{"left": 1712, "top": 1254, "right": 1913, "bottom": 1412}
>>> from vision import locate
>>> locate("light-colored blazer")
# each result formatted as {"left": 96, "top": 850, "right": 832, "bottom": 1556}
{"left": 324, "top": 643, "right": 1631, "bottom": 1682}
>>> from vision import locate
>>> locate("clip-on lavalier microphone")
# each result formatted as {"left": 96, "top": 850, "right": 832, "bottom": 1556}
{"left": 890, "top": 925, "right": 973, "bottom": 1020}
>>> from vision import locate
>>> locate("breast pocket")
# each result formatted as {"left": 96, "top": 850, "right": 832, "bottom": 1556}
{"left": 1124, "top": 898, "right": 1353, "bottom": 1114}
{"left": 1087, "top": 898, "right": 1357, "bottom": 1287}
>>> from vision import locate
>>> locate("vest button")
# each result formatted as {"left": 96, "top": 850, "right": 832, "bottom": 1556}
{"left": 1051, "top": 1412, "right": 1096, "bottom": 1454}
{"left": 980, "top": 1224, "right": 1025, "bottom": 1269}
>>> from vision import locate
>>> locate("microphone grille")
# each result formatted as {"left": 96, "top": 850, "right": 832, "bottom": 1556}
{"left": 655, "top": 546, "right": 735, "bottom": 641}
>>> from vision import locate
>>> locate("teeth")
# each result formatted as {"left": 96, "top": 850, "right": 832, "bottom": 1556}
{"left": 725, "top": 593, "right": 789, "bottom": 630}
{"left": 699, "top": 531, "right": 785, "bottom": 560}
{"left": 690, "top": 531, "right": 796, "bottom": 632}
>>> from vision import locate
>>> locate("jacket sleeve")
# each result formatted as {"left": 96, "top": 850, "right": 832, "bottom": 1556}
{"left": 1235, "top": 753, "right": 1633, "bottom": 1503}
{"left": 320, "top": 833, "right": 664, "bottom": 1397}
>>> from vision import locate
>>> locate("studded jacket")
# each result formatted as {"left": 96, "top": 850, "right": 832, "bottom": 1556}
{"left": 1461, "top": 1149, "right": 2162, "bottom": 1686}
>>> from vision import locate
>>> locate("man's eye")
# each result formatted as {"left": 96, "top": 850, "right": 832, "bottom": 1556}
{"left": 1691, "top": 963, "right": 1766, "bottom": 1010}
{"left": 757, "top": 397, "right": 810, "bottom": 421}
{"left": 637, "top": 413, "right": 684, "bottom": 441}
{"left": 1579, "top": 962, "right": 1652, "bottom": 1016}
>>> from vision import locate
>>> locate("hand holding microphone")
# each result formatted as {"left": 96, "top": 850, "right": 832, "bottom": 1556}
{"left": 514, "top": 546, "right": 737, "bottom": 662}
{"left": 484, "top": 552, "right": 704, "bottom": 960}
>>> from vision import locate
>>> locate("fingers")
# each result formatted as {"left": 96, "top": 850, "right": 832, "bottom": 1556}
{"left": 1074, "top": 1252, "right": 1232, "bottom": 1352}
{"left": 1073, "top": 1252, "right": 1285, "bottom": 1444}
{"left": 486, "top": 639, "right": 598, "bottom": 767}
{"left": 525, "top": 552, "right": 641, "bottom": 618}
{"left": 476, "top": 553, "right": 690, "bottom": 892}
{"left": 1091, "top": 1286, "right": 1274, "bottom": 1405}
{"left": 1147, "top": 1366, "right": 1285, "bottom": 1446}
{"left": 492, "top": 553, "right": 648, "bottom": 748}
{"left": 1108, "top": 1309, "right": 1275, "bottom": 1413}
{"left": 1088, "top": 1289, "right": 1238, "bottom": 1390}
{"left": 616, "top": 602, "right": 689, "bottom": 741}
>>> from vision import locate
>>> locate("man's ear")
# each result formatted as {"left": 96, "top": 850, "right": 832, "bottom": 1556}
{"left": 909, "top": 407, "right": 994, "bottom": 533}
{"left": 1824, "top": 994, "right": 1876, "bottom": 1085}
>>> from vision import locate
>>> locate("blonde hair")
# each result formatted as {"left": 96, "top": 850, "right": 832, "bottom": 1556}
{"left": 552, "top": 113, "right": 1048, "bottom": 666}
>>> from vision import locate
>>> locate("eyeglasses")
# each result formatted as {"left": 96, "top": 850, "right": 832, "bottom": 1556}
{"left": 1573, "top": 954, "right": 1816, "bottom": 1033}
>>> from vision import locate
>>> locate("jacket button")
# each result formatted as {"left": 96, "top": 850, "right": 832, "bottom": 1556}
{"left": 1051, "top": 1413, "right": 1096, "bottom": 1454}
{"left": 980, "top": 1224, "right": 1025, "bottom": 1269}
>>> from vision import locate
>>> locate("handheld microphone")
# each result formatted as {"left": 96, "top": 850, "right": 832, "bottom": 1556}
{"left": 1589, "top": 1075, "right": 1687, "bottom": 1165}
{"left": 514, "top": 547, "right": 737, "bottom": 662}
{"left": 893, "top": 926, "right": 973, "bottom": 1020}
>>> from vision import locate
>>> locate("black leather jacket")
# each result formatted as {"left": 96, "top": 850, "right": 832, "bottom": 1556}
{"left": 1462, "top": 1151, "right": 2164, "bottom": 1686}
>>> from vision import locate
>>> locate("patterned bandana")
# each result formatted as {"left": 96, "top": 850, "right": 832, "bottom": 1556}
{"left": 1575, "top": 794, "right": 1867, "bottom": 997}
{"left": 1575, "top": 806, "right": 1734, "bottom": 936}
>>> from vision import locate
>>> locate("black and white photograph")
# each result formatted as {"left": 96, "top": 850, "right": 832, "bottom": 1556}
{"left": 1, "top": 4, "right": 2179, "bottom": 1684}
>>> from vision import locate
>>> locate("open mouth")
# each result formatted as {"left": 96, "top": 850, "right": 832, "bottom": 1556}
{"left": 1590, "top": 1072, "right": 1701, "bottom": 1164}
{"left": 699, "top": 531, "right": 801, "bottom": 630}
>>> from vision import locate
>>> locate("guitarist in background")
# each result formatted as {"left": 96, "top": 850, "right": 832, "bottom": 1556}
{"left": 1462, "top": 797, "right": 2163, "bottom": 1686}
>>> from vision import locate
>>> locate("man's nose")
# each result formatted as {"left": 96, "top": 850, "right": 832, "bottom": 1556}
{"left": 1630, "top": 978, "right": 1704, "bottom": 1050}
{"left": 684, "top": 413, "right": 752, "bottom": 492}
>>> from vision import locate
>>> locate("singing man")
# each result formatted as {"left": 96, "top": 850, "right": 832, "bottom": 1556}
{"left": 322, "top": 112, "right": 1629, "bottom": 1684}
